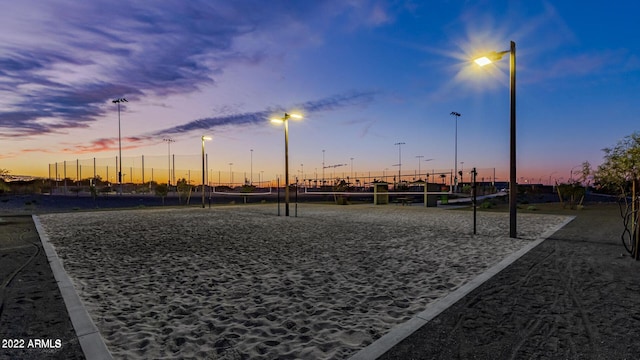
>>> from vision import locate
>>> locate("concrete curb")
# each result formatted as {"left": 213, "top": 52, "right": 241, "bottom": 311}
{"left": 350, "top": 215, "right": 576, "bottom": 360}
{"left": 33, "top": 215, "right": 113, "bottom": 360}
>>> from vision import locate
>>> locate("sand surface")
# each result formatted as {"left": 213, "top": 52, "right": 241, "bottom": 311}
{"left": 37, "top": 204, "right": 570, "bottom": 359}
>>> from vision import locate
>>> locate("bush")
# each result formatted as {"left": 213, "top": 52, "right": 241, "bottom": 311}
{"left": 0, "top": 181, "right": 9, "bottom": 194}
{"left": 480, "top": 200, "right": 494, "bottom": 209}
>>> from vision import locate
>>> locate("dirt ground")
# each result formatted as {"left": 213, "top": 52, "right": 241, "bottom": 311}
{"left": 0, "top": 215, "right": 85, "bottom": 360}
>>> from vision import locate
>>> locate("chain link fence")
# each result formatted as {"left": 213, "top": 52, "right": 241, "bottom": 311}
{"left": 47, "top": 156, "right": 502, "bottom": 195}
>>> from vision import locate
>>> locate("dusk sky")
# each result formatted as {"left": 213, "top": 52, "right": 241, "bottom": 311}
{"left": 1, "top": 1, "right": 639, "bottom": 185}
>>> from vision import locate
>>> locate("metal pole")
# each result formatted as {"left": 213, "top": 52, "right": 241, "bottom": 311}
{"left": 632, "top": 179, "right": 640, "bottom": 260}
{"left": 250, "top": 149, "right": 253, "bottom": 186}
{"left": 284, "top": 116, "right": 290, "bottom": 216}
{"left": 118, "top": 102, "right": 122, "bottom": 195}
{"left": 202, "top": 137, "right": 206, "bottom": 208}
{"left": 277, "top": 177, "right": 281, "bottom": 216}
{"left": 322, "top": 150, "right": 325, "bottom": 187}
{"left": 207, "top": 153, "right": 211, "bottom": 208}
{"left": 450, "top": 112, "right": 461, "bottom": 192}
{"left": 163, "top": 138, "right": 174, "bottom": 186}
{"left": 111, "top": 98, "right": 128, "bottom": 193}
{"left": 633, "top": 179, "right": 638, "bottom": 260}
{"left": 509, "top": 40, "right": 517, "bottom": 238}
{"left": 350, "top": 157, "right": 354, "bottom": 180}
{"left": 395, "top": 142, "right": 405, "bottom": 187}
{"left": 472, "top": 167, "right": 477, "bottom": 235}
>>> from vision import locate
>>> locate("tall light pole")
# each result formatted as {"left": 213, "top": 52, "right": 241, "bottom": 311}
{"left": 322, "top": 149, "right": 325, "bottom": 187}
{"left": 395, "top": 142, "right": 405, "bottom": 186}
{"left": 271, "top": 112, "right": 303, "bottom": 216}
{"left": 416, "top": 155, "right": 424, "bottom": 179}
{"left": 424, "top": 158, "right": 434, "bottom": 181}
{"left": 112, "top": 98, "right": 127, "bottom": 195}
{"left": 450, "top": 111, "right": 461, "bottom": 192}
{"left": 163, "top": 138, "right": 174, "bottom": 186}
{"left": 350, "top": 157, "right": 354, "bottom": 180}
{"left": 202, "top": 136, "right": 212, "bottom": 208}
{"left": 228, "top": 163, "right": 233, "bottom": 187}
{"left": 474, "top": 40, "right": 516, "bottom": 238}
{"left": 250, "top": 149, "right": 254, "bottom": 186}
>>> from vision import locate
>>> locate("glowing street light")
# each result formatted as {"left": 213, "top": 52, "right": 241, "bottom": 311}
{"left": 201, "top": 135, "right": 212, "bottom": 208}
{"left": 112, "top": 98, "right": 127, "bottom": 195}
{"left": 474, "top": 56, "right": 493, "bottom": 66}
{"left": 271, "top": 112, "right": 303, "bottom": 216}
{"left": 474, "top": 41, "right": 517, "bottom": 238}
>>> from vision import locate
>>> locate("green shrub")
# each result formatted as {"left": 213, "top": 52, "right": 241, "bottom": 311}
{"left": 480, "top": 201, "right": 494, "bottom": 209}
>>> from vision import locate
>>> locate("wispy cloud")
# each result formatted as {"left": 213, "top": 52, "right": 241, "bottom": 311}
{"left": 60, "top": 135, "right": 154, "bottom": 154}
{"left": 523, "top": 50, "right": 630, "bottom": 85}
{"left": 154, "top": 90, "right": 377, "bottom": 136}
{"left": 0, "top": 0, "right": 390, "bottom": 139}
{"left": 54, "top": 90, "right": 377, "bottom": 153}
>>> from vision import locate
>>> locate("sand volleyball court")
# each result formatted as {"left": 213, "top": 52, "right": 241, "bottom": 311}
{"left": 37, "top": 204, "right": 570, "bottom": 359}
